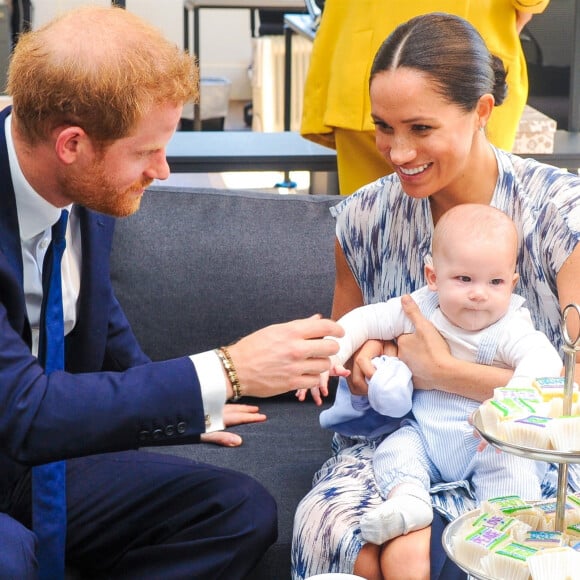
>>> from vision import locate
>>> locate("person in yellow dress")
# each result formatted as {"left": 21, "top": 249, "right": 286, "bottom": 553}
{"left": 301, "top": 0, "right": 550, "bottom": 195}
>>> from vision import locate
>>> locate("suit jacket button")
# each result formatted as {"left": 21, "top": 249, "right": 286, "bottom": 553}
{"left": 165, "top": 425, "right": 175, "bottom": 437}
{"left": 139, "top": 430, "right": 150, "bottom": 441}
{"left": 152, "top": 428, "right": 163, "bottom": 440}
{"left": 176, "top": 421, "right": 187, "bottom": 434}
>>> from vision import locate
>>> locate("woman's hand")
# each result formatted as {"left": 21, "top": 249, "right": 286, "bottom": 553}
{"left": 396, "top": 294, "right": 451, "bottom": 390}
{"left": 515, "top": 10, "right": 533, "bottom": 34}
{"left": 199, "top": 403, "right": 266, "bottom": 447}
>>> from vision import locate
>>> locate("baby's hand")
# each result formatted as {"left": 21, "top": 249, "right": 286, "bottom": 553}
{"left": 295, "top": 358, "right": 351, "bottom": 406}
{"left": 295, "top": 383, "right": 328, "bottom": 406}
{"left": 295, "top": 366, "right": 335, "bottom": 406}
{"left": 330, "top": 362, "right": 351, "bottom": 378}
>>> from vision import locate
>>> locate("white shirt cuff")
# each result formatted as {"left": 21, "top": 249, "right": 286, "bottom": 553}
{"left": 190, "top": 350, "right": 226, "bottom": 433}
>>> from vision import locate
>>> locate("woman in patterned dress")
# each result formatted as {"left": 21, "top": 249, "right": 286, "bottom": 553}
{"left": 291, "top": 13, "right": 580, "bottom": 580}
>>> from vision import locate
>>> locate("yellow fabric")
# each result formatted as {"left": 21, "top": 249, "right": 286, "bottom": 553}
{"left": 301, "top": 0, "right": 550, "bottom": 194}
{"left": 334, "top": 128, "right": 392, "bottom": 195}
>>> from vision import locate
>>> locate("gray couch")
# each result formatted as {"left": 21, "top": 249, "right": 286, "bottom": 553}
{"left": 109, "top": 185, "right": 341, "bottom": 579}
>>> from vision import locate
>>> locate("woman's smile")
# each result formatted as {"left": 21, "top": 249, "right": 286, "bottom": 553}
{"left": 397, "top": 162, "right": 433, "bottom": 177}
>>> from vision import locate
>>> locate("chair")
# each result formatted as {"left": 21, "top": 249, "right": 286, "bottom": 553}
{"left": 521, "top": 1, "right": 574, "bottom": 130}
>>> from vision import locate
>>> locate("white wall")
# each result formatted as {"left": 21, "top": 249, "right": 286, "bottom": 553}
{"left": 30, "top": 0, "right": 253, "bottom": 99}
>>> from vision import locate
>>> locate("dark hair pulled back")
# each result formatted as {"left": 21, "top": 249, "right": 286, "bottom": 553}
{"left": 370, "top": 12, "right": 507, "bottom": 111}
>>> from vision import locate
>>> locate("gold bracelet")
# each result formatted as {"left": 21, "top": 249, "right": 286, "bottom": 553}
{"left": 216, "top": 347, "right": 242, "bottom": 401}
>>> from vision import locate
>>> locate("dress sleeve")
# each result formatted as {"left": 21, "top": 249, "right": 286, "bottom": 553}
{"left": 536, "top": 171, "right": 580, "bottom": 275}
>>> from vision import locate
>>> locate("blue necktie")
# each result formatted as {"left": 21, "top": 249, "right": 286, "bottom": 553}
{"left": 32, "top": 209, "right": 69, "bottom": 580}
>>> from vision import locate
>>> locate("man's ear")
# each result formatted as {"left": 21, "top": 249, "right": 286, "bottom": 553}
{"left": 425, "top": 263, "right": 437, "bottom": 291}
{"left": 54, "top": 126, "right": 91, "bottom": 165}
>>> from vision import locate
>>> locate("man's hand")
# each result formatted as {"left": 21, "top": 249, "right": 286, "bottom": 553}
{"left": 396, "top": 294, "right": 451, "bottom": 389}
{"left": 227, "top": 314, "right": 343, "bottom": 397}
{"left": 200, "top": 403, "right": 266, "bottom": 447}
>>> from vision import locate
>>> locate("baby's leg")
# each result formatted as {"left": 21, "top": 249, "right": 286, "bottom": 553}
{"left": 361, "top": 483, "right": 433, "bottom": 545}
{"left": 467, "top": 446, "right": 546, "bottom": 502}
{"left": 361, "top": 425, "right": 434, "bottom": 545}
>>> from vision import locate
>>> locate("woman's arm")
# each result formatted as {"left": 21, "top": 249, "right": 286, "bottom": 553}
{"left": 333, "top": 238, "right": 385, "bottom": 395}
{"left": 332, "top": 237, "right": 364, "bottom": 319}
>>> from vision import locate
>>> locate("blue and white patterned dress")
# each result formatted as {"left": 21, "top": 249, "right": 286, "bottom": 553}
{"left": 291, "top": 147, "right": 580, "bottom": 579}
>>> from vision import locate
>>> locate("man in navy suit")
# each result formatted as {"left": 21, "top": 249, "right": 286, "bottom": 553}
{"left": 0, "top": 5, "right": 342, "bottom": 578}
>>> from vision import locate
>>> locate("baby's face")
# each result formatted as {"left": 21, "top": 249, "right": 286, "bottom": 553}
{"left": 428, "top": 240, "right": 518, "bottom": 332}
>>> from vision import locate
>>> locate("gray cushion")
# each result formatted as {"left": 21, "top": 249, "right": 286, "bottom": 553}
{"left": 111, "top": 186, "right": 339, "bottom": 360}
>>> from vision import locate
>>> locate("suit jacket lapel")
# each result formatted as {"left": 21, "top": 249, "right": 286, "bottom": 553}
{"left": 0, "top": 106, "right": 25, "bottom": 287}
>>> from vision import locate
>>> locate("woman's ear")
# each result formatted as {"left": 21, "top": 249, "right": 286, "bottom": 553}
{"left": 425, "top": 263, "right": 437, "bottom": 291}
{"left": 476, "top": 93, "right": 495, "bottom": 131}
{"left": 54, "top": 126, "right": 91, "bottom": 165}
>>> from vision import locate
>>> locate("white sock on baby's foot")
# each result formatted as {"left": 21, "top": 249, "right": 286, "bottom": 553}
{"left": 360, "top": 486, "right": 433, "bottom": 545}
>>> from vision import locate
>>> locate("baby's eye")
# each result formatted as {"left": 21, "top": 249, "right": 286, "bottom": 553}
{"left": 457, "top": 276, "right": 471, "bottom": 283}
{"left": 490, "top": 279, "right": 504, "bottom": 286}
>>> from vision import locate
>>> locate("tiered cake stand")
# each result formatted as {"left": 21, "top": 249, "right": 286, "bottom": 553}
{"left": 443, "top": 304, "right": 580, "bottom": 580}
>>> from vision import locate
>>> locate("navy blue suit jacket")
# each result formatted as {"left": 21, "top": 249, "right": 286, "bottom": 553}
{"left": 0, "top": 107, "right": 206, "bottom": 500}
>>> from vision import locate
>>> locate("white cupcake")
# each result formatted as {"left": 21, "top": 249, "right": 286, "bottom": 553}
{"left": 533, "top": 377, "right": 579, "bottom": 410}
{"left": 479, "top": 398, "right": 540, "bottom": 439}
{"left": 480, "top": 541, "right": 538, "bottom": 580}
{"left": 452, "top": 525, "right": 509, "bottom": 572}
{"left": 534, "top": 497, "right": 580, "bottom": 531}
{"left": 478, "top": 399, "right": 503, "bottom": 437}
{"left": 547, "top": 416, "right": 580, "bottom": 452}
{"left": 482, "top": 496, "right": 543, "bottom": 530}
{"left": 527, "top": 546, "right": 580, "bottom": 580}
{"left": 502, "top": 415, "right": 552, "bottom": 449}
